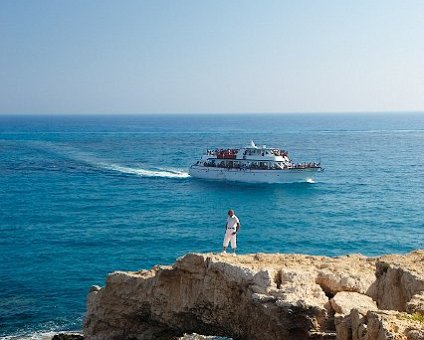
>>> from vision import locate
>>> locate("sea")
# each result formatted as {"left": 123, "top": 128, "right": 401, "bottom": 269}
{"left": 0, "top": 113, "right": 423, "bottom": 339}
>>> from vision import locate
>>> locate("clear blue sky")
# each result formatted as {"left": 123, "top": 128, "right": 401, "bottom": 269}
{"left": 1, "top": 0, "right": 423, "bottom": 114}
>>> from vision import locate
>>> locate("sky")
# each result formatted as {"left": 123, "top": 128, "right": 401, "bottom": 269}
{"left": 1, "top": 0, "right": 424, "bottom": 114}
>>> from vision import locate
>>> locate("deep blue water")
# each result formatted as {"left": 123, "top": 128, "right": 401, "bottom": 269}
{"left": 1, "top": 113, "right": 423, "bottom": 338}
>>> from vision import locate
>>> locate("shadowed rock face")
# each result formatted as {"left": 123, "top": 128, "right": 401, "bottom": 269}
{"left": 368, "top": 251, "right": 424, "bottom": 311}
{"left": 84, "top": 251, "right": 424, "bottom": 340}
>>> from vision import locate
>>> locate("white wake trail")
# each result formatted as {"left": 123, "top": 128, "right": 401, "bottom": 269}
{"left": 99, "top": 163, "right": 190, "bottom": 178}
{"left": 29, "top": 141, "right": 190, "bottom": 179}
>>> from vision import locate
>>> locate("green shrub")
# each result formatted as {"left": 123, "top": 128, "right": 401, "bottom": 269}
{"left": 410, "top": 312, "right": 424, "bottom": 323}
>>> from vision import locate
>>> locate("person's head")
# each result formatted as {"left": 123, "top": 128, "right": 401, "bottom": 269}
{"left": 228, "top": 209, "right": 234, "bottom": 217}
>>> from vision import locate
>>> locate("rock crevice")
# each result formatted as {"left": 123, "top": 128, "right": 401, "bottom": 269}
{"left": 84, "top": 251, "right": 424, "bottom": 340}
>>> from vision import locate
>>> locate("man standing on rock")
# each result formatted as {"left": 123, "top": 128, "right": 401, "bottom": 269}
{"left": 222, "top": 209, "right": 240, "bottom": 254}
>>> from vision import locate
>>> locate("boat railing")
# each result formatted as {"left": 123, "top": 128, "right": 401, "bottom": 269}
{"left": 200, "top": 161, "right": 321, "bottom": 170}
{"left": 242, "top": 148, "right": 289, "bottom": 157}
{"left": 290, "top": 162, "right": 321, "bottom": 169}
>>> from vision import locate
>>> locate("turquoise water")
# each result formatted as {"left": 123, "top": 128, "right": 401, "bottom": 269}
{"left": 1, "top": 113, "right": 423, "bottom": 338}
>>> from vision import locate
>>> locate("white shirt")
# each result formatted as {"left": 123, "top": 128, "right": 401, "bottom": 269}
{"left": 226, "top": 215, "right": 240, "bottom": 230}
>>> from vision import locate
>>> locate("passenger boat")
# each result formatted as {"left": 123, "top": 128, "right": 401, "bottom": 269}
{"left": 189, "top": 141, "right": 322, "bottom": 183}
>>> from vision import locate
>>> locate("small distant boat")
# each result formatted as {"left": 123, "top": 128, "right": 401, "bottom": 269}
{"left": 189, "top": 141, "right": 323, "bottom": 183}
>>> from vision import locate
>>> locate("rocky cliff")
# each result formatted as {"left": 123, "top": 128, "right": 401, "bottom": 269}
{"left": 84, "top": 251, "right": 424, "bottom": 340}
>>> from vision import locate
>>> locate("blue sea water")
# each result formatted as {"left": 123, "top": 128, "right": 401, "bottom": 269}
{"left": 0, "top": 113, "right": 423, "bottom": 338}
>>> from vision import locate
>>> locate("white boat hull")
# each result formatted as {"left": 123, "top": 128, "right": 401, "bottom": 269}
{"left": 189, "top": 166, "right": 322, "bottom": 183}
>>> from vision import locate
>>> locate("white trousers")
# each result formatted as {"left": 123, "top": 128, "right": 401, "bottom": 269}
{"left": 223, "top": 230, "right": 237, "bottom": 249}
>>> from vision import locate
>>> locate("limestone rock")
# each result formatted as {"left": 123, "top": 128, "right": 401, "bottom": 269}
{"left": 369, "top": 250, "right": 424, "bottom": 311}
{"left": 331, "top": 292, "right": 377, "bottom": 340}
{"left": 331, "top": 292, "right": 377, "bottom": 315}
{"left": 83, "top": 250, "right": 423, "bottom": 340}
{"left": 271, "top": 268, "right": 328, "bottom": 309}
{"left": 407, "top": 292, "right": 424, "bottom": 315}
{"left": 352, "top": 310, "right": 424, "bottom": 340}
{"left": 316, "top": 255, "right": 376, "bottom": 295}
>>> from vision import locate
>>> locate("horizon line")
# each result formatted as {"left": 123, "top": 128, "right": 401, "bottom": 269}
{"left": 1, "top": 110, "right": 424, "bottom": 116}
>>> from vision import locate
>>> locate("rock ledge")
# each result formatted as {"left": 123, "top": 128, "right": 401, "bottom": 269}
{"left": 84, "top": 251, "right": 424, "bottom": 340}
